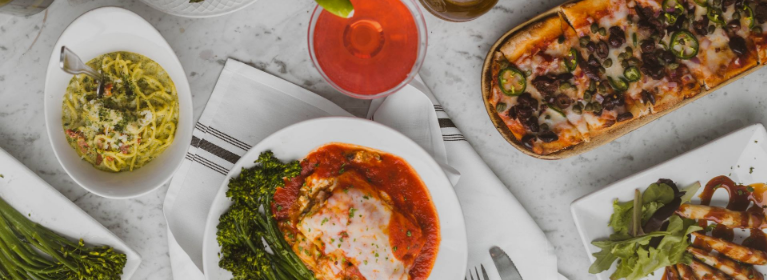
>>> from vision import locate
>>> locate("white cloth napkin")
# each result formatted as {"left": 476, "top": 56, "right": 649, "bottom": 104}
{"left": 163, "top": 58, "right": 559, "bottom": 280}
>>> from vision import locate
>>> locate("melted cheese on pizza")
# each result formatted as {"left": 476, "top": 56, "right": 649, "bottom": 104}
{"left": 679, "top": 4, "right": 743, "bottom": 88}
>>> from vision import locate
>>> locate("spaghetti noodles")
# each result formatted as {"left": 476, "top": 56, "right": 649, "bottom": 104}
{"left": 62, "top": 51, "right": 179, "bottom": 172}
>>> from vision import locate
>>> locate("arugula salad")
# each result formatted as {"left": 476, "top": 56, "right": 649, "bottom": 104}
{"left": 589, "top": 179, "right": 702, "bottom": 280}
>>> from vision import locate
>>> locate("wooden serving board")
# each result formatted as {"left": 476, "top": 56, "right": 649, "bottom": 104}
{"left": 480, "top": 2, "right": 764, "bottom": 160}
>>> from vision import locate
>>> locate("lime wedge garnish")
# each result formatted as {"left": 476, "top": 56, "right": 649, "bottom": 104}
{"left": 316, "top": 0, "right": 354, "bottom": 18}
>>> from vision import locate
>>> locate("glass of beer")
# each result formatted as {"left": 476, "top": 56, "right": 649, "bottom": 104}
{"left": 418, "top": 0, "right": 498, "bottom": 22}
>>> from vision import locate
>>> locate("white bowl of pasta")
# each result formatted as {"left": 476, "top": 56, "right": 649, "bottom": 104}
{"left": 43, "top": 7, "right": 193, "bottom": 199}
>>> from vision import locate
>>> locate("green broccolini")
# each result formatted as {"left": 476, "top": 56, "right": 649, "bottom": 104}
{"left": 0, "top": 196, "right": 127, "bottom": 280}
{"left": 216, "top": 151, "right": 316, "bottom": 280}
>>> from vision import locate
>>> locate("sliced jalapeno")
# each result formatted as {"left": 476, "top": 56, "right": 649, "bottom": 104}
{"left": 632, "top": 33, "right": 638, "bottom": 47}
{"left": 624, "top": 66, "right": 641, "bottom": 82}
{"left": 743, "top": 5, "right": 756, "bottom": 29}
{"left": 694, "top": 0, "right": 707, "bottom": 7}
{"left": 545, "top": 103, "right": 567, "bottom": 117}
{"left": 564, "top": 47, "right": 579, "bottom": 72}
{"left": 498, "top": 67, "right": 526, "bottom": 96}
{"left": 707, "top": 8, "right": 725, "bottom": 25}
{"left": 670, "top": 30, "right": 699, "bottom": 59}
{"left": 663, "top": 0, "right": 685, "bottom": 24}
{"left": 608, "top": 76, "right": 629, "bottom": 91}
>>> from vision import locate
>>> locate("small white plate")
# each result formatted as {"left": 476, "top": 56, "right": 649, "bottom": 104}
{"left": 139, "top": 0, "right": 257, "bottom": 18}
{"left": 0, "top": 147, "right": 141, "bottom": 279}
{"left": 571, "top": 124, "right": 767, "bottom": 280}
{"left": 43, "top": 7, "right": 193, "bottom": 199}
{"left": 201, "top": 117, "right": 468, "bottom": 280}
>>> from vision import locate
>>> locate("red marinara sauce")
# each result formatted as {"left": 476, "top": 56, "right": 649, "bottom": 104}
{"left": 271, "top": 143, "right": 441, "bottom": 279}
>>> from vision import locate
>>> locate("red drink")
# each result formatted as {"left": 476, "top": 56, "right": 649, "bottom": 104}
{"left": 309, "top": 0, "right": 427, "bottom": 99}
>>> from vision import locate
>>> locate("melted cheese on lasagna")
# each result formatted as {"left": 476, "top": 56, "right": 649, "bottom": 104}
{"left": 276, "top": 146, "right": 436, "bottom": 280}
{"left": 298, "top": 185, "right": 408, "bottom": 280}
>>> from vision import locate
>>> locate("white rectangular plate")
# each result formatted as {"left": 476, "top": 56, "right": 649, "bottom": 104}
{"left": 0, "top": 147, "right": 141, "bottom": 279}
{"left": 571, "top": 123, "right": 767, "bottom": 280}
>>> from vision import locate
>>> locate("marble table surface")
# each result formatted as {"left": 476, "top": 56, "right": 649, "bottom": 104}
{"left": 2, "top": 0, "right": 767, "bottom": 279}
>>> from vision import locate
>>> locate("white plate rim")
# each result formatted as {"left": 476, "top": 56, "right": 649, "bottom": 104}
{"left": 200, "top": 117, "right": 468, "bottom": 280}
{"left": 42, "top": 6, "right": 194, "bottom": 199}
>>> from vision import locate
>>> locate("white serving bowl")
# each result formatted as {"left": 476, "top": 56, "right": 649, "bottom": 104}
{"left": 44, "top": 7, "right": 193, "bottom": 199}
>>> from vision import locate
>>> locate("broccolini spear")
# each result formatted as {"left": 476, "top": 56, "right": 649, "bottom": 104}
{"left": 216, "top": 151, "right": 316, "bottom": 280}
{"left": 0, "top": 196, "right": 127, "bottom": 280}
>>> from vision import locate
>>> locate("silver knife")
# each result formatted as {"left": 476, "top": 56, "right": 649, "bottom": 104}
{"left": 490, "top": 246, "right": 523, "bottom": 280}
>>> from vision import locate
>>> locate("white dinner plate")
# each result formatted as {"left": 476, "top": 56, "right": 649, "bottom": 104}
{"left": 43, "top": 7, "right": 193, "bottom": 199}
{"left": 201, "top": 117, "right": 468, "bottom": 279}
{"left": 571, "top": 124, "right": 767, "bottom": 280}
{"left": 0, "top": 147, "right": 142, "bottom": 279}
{"left": 139, "top": 0, "right": 257, "bottom": 18}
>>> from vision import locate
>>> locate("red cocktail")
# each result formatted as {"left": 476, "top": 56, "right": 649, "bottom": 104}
{"left": 309, "top": 0, "right": 428, "bottom": 99}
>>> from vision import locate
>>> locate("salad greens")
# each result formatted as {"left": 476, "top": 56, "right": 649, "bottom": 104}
{"left": 589, "top": 180, "right": 702, "bottom": 280}
{"left": 216, "top": 151, "right": 317, "bottom": 280}
{"left": 0, "top": 196, "right": 127, "bottom": 279}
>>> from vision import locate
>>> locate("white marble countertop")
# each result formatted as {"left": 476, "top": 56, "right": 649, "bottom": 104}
{"left": 2, "top": 0, "right": 767, "bottom": 279}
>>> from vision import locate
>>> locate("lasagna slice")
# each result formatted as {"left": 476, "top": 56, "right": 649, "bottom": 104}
{"left": 289, "top": 170, "right": 425, "bottom": 280}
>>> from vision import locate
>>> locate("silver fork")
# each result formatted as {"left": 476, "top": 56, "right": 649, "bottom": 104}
{"left": 466, "top": 264, "right": 490, "bottom": 280}
{"left": 59, "top": 46, "right": 104, "bottom": 96}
